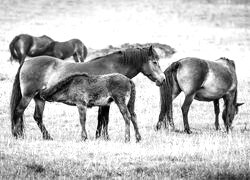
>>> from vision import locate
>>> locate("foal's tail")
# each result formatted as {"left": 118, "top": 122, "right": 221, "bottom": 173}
{"left": 127, "top": 80, "right": 136, "bottom": 113}
{"left": 159, "top": 61, "right": 180, "bottom": 122}
{"left": 9, "top": 35, "right": 20, "bottom": 63}
{"left": 10, "top": 62, "right": 24, "bottom": 136}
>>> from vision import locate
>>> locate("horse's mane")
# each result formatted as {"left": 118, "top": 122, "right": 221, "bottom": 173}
{"left": 90, "top": 51, "right": 122, "bottom": 61}
{"left": 40, "top": 73, "right": 89, "bottom": 99}
{"left": 122, "top": 48, "right": 152, "bottom": 67}
{"left": 90, "top": 47, "right": 157, "bottom": 68}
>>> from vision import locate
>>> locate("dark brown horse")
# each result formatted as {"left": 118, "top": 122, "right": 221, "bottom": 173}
{"left": 43, "top": 39, "right": 88, "bottom": 63}
{"left": 10, "top": 46, "right": 165, "bottom": 140}
{"left": 9, "top": 34, "right": 54, "bottom": 64}
{"left": 9, "top": 34, "right": 87, "bottom": 64}
{"left": 156, "top": 57, "right": 243, "bottom": 134}
{"left": 11, "top": 69, "right": 141, "bottom": 142}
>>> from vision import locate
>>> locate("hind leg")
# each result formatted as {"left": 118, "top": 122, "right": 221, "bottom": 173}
{"left": 15, "top": 47, "right": 26, "bottom": 64}
{"left": 73, "top": 53, "right": 80, "bottom": 62}
{"left": 16, "top": 40, "right": 29, "bottom": 64}
{"left": 128, "top": 103, "right": 141, "bottom": 142}
{"left": 213, "top": 99, "right": 220, "bottom": 130}
{"left": 115, "top": 98, "right": 131, "bottom": 142}
{"left": 12, "top": 96, "right": 32, "bottom": 138}
{"left": 77, "top": 104, "right": 88, "bottom": 141}
{"left": 73, "top": 51, "right": 84, "bottom": 62}
{"left": 181, "top": 94, "right": 195, "bottom": 134}
{"left": 33, "top": 97, "right": 53, "bottom": 140}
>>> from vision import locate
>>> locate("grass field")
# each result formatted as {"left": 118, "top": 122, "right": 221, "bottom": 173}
{"left": 0, "top": 0, "right": 250, "bottom": 179}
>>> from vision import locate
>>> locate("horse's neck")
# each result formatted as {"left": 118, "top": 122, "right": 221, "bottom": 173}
{"left": 87, "top": 56, "right": 141, "bottom": 79}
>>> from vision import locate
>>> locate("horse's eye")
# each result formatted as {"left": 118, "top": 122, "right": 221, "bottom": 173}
{"left": 153, "top": 61, "right": 157, "bottom": 65}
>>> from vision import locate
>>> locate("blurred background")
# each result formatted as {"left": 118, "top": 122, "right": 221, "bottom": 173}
{"left": 1, "top": 0, "right": 249, "bottom": 75}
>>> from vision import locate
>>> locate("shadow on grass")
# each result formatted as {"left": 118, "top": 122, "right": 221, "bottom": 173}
{"left": 208, "top": 172, "right": 250, "bottom": 180}
{"left": 25, "top": 163, "right": 45, "bottom": 174}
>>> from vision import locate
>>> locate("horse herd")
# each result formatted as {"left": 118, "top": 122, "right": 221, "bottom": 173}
{"left": 9, "top": 34, "right": 243, "bottom": 142}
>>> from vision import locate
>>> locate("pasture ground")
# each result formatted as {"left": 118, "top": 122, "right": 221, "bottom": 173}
{"left": 0, "top": 0, "right": 250, "bottom": 179}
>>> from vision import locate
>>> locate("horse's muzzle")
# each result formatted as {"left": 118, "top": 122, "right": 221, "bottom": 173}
{"left": 156, "top": 73, "right": 166, "bottom": 86}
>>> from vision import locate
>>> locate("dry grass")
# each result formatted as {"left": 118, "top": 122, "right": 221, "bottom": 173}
{"left": 0, "top": 0, "right": 250, "bottom": 179}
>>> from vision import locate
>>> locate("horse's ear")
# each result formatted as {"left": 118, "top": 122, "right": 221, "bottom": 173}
{"left": 236, "top": 103, "right": 244, "bottom": 107}
{"left": 149, "top": 45, "right": 153, "bottom": 55}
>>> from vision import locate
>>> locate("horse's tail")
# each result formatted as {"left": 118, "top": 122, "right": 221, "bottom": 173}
{"left": 9, "top": 35, "right": 20, "bottom": 63}
{"left": 128, "top": 80, "right": 136, "bottom": 113}
{"left": 10, "top": 62, "right": 24, "bottom": 136}
{"left": 159, "top": 61, "right": 180, "bottom": 123}
{"left": 82, "top": 44, "right": 88, "bottom": 60}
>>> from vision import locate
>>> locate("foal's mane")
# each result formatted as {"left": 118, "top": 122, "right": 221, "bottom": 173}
{"left": 91, "top": 47, "right": 156, "bottom": 68}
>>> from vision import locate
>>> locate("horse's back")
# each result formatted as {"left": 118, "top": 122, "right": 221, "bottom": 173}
{"left": 177, "top": 57, "right": 236, "bottom": 101}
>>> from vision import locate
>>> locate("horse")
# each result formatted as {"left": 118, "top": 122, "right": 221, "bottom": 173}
{"left": 10, "top": 46, "right": 165, "bottom": 140}
{"left": 43, "top": 39, "right": 88, "bottom": 63}
{"left": 156, "top": 57, "right": 243, "bottom": 134}
{"left": 9, "top": 34, "right": 54, "bottom": 64}
{"left": 9, "top": 34, "right": 87, "bottom": 64}
{"left": 11, "top": 69, "right": 141, "bottom": 142}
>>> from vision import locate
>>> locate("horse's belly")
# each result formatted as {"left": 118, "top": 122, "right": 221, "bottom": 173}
{"left": 195, "top": 88, "right": 225, "bottom": 101}
{"left": 88, "top": 96, "right": 113, "bottom": 107}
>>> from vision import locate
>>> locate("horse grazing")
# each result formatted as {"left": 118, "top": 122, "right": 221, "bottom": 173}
{"left": 9, "top": 34, "right": 87, "bottom": 64}
{"left": 43, "top": 39, "right": 88, "bottom": 63}
{"left": 156, "top": 57, "right": 243, "bottom": 134}
{"left": 9, "top": 34, "right": 54, "bottom": 64}
{"left": 10, "top": 46, "right": 165, "bottom": 140}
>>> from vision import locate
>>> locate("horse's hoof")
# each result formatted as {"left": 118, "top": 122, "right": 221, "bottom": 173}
{"left": 14, "top": 134, "right": 24, "bottom": 139}
{"left": 125, "top": 136, "right": 130, "bottom": 143}
{"left": 155, "top": 123, "right": 162, "bottom": 131}
{"left": 104, "top": 135, "right": 111, "bottom": 141}
{"left": 136, "top": 134, "right": 141, "bottom": 143}
{"left": 215, "top": 127, "right": 221, "bottom": 131}
{"left": 13, "top": 131, "right": 24, "bottom": 139}
{"left": 45, "top": 137, "right": 53, "bottom": 140}
{"left": 95, "top": 132, "right": 101, "bottom": 139}
{"left": 43, "top": 135, "right": 53, "bottom": 140}
{"left": 184, "top": 129, "right": 192, "bottom": 134}
{"left": 82, "top": 137, "right": 88, "bottom": 141}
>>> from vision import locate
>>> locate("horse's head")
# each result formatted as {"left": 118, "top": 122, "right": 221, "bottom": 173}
{"left": 222, "top": 102, "right": 244, "bottom": 129}
{"left": 141, "top": 46, "right": 165, "bottom": 86}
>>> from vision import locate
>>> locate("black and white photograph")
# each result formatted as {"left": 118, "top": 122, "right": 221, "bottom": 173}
{"left": 0, "top": 0, "right": 249, "bottom": 179}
